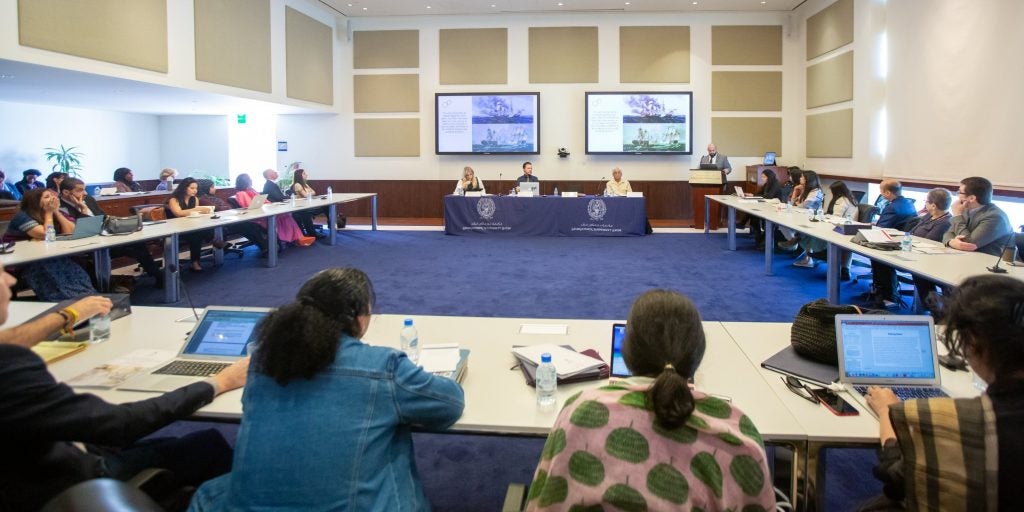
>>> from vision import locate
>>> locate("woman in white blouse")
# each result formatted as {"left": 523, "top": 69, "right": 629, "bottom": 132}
{"left": 454, "top": 166, "right": 485, "bottom": 194}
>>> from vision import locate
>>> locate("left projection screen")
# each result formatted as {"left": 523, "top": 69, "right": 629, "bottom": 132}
{"left": 435, "top": 93, "right": 540, "bottom": 155}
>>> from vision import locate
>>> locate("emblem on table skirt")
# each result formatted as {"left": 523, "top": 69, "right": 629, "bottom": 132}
{"left": 476, "top": 197, "right": 497, "bottom": 220}
{"left": 587, "top": 199, "right": 607, "bottom": 221}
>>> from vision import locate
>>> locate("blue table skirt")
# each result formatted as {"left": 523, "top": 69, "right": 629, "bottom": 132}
{"left": 444, "top": 195, "right": 647, "bottom": 236}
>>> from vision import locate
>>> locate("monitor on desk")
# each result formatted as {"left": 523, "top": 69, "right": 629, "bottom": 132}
{"left": 763, "top": 152, "right": 777, "bottom": 165}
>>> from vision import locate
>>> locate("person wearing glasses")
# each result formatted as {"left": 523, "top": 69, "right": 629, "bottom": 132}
{"left": 524, "top": 290, "right": 775, "bottom": 511}
{"left": 942, "top": 176, "right": 1012, "bottom": 255}
{"left": 861, "top": 275, "right": 1024, "bottom": 510}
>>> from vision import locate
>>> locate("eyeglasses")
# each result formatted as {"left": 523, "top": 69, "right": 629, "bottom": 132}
{"left": 782, "top": 376, "right": 821, "bottom": 405}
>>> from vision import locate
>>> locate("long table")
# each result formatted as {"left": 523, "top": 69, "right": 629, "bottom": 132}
{"left": 443, "top": 195, "right": 646, "bottom": 236}
{"left": 0, "top": 193, "right": 378, "bottom": 303}
{"left": 707, "top": 195, "right": 1024, "bottom": 303}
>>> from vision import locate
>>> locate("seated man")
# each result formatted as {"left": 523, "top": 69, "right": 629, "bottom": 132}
{"left": 864, "top": 179, "right": 920, "bottom": 306}
{"left": 0, "top": 265, "right": 249, "bottom": 511}
{"left": 942, "top": 176, "right": 1013, "bottom": 256}
{"left": 58, "top": 178, "right": 164, "bottom": 289}
{"left": 514, "top": 161, "right": 539, "bottom": 193}
{"left": 261, "top": 168, "right": 287, "bottom": 203}
{"left": 605, "top": 167, "right": 632, "bottom": 196}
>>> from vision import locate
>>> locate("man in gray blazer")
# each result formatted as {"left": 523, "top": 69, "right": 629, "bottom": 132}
{"left": 699, "top": 143, "right": 732, "bottom": 176}
{"left": 942, "top": 176, "right": 1012, "bottom": 256}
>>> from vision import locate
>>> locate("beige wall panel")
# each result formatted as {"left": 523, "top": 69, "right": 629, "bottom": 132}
{"left": 807, "top": 51, "right": 853, "bottom": 108}
{"left": 194, "top": 0, "right": 271, "bottom": 93}
{"left": 712, "top": 72, "right": 782, "bottom": 111}
{"left": 711, "top": 117, "right": 782, "bottom": 157}
{"left": 354, "top": 119, "right": 420, "bottom": 157}
{"left": 529, "top": 27, "right": 598, "bottom": 83}
{"left": 711, "top": 26, "right": 782, "bottom": 65}
{"left": 353, "top": 30, "right": 419, "bottom": 69}
{"left": 353, "top": 74, "right": 419, "bottom": 113}
{"left": 807, "top": 0, "right": 854, "bottom": 60}
{"left": 439, "top": 28, "right": 507, "bottom": 85}
{"left": 18, "top": 0, "right": 168, "bottom": 72}
{"left": 619, "top": 26, "right": 690, "bottom": 83}
{"left": 806, "top": 109, "right": 853, "bottom": 157}
{"left": 286, "top": 7, "right": 333, "bottom": 105}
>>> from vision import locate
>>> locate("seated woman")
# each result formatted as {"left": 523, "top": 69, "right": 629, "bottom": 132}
{"left": 45, "top": 171, "right": 66, "bottom": 192}
{"left": 750, "top": 169, "right": 783, "bottom": 248}
{"left": 454, "top": 166, "right": 486, "bottom": 194}
{"left": 113, "top": 167, "right": 143, "bottom": 193}
{"left": 196, "top": 179, "right": 269, "bottom": 257}
{"left": 866, "top": 188, "right": 954, "bottom": 308}
{"left": 794, "top": 180, "right": 859, "bottom": 271}
{"left": 189, "top": 268, "right": 465, "bottom": 510}
{"left": 864, "top": 274, "right": 1024, "bottom": 510}
{"left": 290, "top": 167, "right": 327, "bottom": 239}
{"left": 164, "top": 178, "right": 222, "bottom": 272}
{"left": 2, "top": 189, "right": 97, "bottom": 300}
{"left": 234, "top": 173, "right": 312, "bottom": 247}
{"left": 154, "top": 167, "right": 177, "bottom": 191}
{"left": 779, "top": 170, "right": 824, "bottom": 252}
{"left": 526, "top": 289, "right": 775, "bottom": 511}
{"left": 15, "top": 169, "right": 43, "bottom": 197}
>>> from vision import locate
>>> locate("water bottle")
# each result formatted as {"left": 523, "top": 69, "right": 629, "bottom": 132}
{"left": 400, "top": 318, "right": 419, "bottom": 364}
{"left": 901, "top": 232, "right": 913, "bottom": 252}
{"left": 815, "top": 207, "right": 824, "bottom": 221}
{"left": 44, "top": 224, "right": 56, "bottom": 243}
{"left": 92, "top": 186, "right": 101, "bottom": 197}
{"left": 553, "top": 186, "right": 559, "bottom": 196}
{"left": 536, "top": 353, "right": 557, "bottom": 407}
{"left": 90, "top": 313, "right": 111, "bottom": 343}
{"left": 290, "top": 195, "right": 296, "bottom": 207}
{"left": 326, "top": 186, "right": 333, "bottom": 200}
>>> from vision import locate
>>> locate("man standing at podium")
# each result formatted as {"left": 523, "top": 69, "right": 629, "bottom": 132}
{"left": 700, "top": 143, "right": 732, "bottom": 176}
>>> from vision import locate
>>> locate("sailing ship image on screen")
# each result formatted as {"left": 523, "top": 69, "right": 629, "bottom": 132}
{"left": 435, "top": 92, "right": 540, "bottom": 155}
{"left": 586, "top": 92, "right": 693, "bottom": 155}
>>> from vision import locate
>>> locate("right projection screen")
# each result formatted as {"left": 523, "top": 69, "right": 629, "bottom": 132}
{"left": 885, "top": 0, "right": 1024, "bottom": 188}
{"left": 585, "top": 92, "right": 693, "bottom": 155}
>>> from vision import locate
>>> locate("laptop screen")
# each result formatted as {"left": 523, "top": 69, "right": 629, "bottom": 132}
{"left": 182, "top": 309, "right": 268, "bottom": 357}
{"left": 837, "top": 317, "right": 937, "bottom": 381}
{"left": 610, "top": 323, "right": 630, "bottom": 377}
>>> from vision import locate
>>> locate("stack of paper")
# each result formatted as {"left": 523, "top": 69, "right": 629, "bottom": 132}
{"left": 419, "top": 344, "right": 469, "bottom": 383}
{"left": 66, "top": 349, "right": 176, "bottom": 388}
{"left": 512, "top": 344, "right": 606, "bottom": 379}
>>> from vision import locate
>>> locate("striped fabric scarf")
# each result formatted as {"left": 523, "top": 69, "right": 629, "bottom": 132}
{"left": 890, "top": 395, "right": 998, "bottom": 511}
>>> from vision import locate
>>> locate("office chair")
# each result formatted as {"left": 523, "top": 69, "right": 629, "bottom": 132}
{"left": 851, "top": 190, "right": 866, "bottom": 204}
{"left": 40, "top": 468, "right": 181, "bottom": 512}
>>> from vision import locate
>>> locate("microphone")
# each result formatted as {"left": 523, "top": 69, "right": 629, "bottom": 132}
{"left": 987, "top": 231, "right": 1017, "bottom": 274}
{"left": 600, "top": 177, "right": 606, "bottom": 196}
{"left": 498, "top": 172, "right": 503, "bottom": 196}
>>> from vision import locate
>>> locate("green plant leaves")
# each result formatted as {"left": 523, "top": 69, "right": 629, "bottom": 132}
{"left": 690, "top": 452, "right": 724, "bottom": 498}
{"left": 602, "top": 483, "right": 647, "bottom": 512}
{"left": 568, "top": 451, "right": 605, "bottom": 486}
{"left": 605, "top": 427, "right": 649, "bottom": 463}
{"left": 570, "top": 400, "right": 610, "bottom": 428}
{"left": 647, "top": 463, "right": 689, "bottom": 504}
{"left": 729, "top": 455, "right": 765, "bottom": 497}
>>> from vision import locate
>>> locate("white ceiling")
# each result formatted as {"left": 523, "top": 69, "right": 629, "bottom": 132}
{"left": 319, "top": 0, "right": 806, "bottom": 17}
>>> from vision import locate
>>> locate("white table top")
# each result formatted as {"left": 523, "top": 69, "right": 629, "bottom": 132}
{"left": 17, "top": 303, "right": 803, "bottom": 440}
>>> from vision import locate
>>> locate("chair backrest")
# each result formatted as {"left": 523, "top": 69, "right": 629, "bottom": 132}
{"left": 41, "top": 478, "right": 163, "bottom": 512}
{"left": 851, "top": 190, "right": 866, "bottom": 204}
{"left": 857, "top": 203, "right": 880, "bottom": 223}
{"left": 227, "top": 195, "right": 242, "bottom": 209}
{"left": 899, "top": 215, "right": 922, "bottom": 232}
{"left": 1015, "top": 232, "right": 1024, "bottom": 262}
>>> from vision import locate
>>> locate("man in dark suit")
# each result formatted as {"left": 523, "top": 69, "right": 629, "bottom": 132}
{"left": 261, "top": 168, "right": 287, "bottom": 203}
{"left": 513, "top": 161, "right": 539, "bottom": 193}
{"left": 58, "top": 178, "right": 164, "bottom": 289}
{"left": 0, "top": 264, "right": 249, "bottom": 511}
{"left": 943, "top": 176, "right": 1013, "bottom": 256}
{"left": 875, "top": 179, "right": 917, "bottom": 229}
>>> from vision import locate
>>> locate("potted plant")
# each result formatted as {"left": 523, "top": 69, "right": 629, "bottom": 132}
{"left": 44, "top": 145, "right": 84, "bottom": 178}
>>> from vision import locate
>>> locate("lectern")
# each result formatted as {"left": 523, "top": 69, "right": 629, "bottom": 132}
{"left": 689, "top": 170, "right": 724, "bottom": 230}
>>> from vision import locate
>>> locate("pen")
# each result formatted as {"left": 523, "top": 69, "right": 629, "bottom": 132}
{"left": 68, "top": 242, "right": 99, "bottom": 249}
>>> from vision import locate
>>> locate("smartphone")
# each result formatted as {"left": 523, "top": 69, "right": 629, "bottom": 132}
{"left": 811, "top": 388, "right": 860, "bottom": 416}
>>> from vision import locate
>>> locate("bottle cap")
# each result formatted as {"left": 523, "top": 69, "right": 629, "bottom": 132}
{"left": 541, "top": 353, "right": 552, "bottom": 363}
{"left": 404, "top": 318, "right": 413, "bottom": 326}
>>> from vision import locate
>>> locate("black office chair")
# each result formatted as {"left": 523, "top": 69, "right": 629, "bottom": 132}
{"left": 851, "top": 190, "right": 866, "bottom": 204}
{"left": 40, "top": 468, "right": 182, "bottom": 512}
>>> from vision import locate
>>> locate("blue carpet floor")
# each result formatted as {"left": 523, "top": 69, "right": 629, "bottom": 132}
{"left": 138, "top": 231, "right": 881, "bottom": 511}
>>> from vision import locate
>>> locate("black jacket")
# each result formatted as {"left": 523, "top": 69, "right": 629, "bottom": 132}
{"left": 262, "top": 181, "right": 286, "bottom": 203}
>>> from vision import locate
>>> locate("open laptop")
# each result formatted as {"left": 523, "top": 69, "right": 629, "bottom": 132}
{"left": 734, "top": 185, "right": 762, "bottom": 200}
{"left": 119, "top": 306, "right": 270, "bottom": 392}
{"left": 835, "top": 314, "right": 949, "bottom": 415}
{"left": 518, "top": 181, "right": 540, "bottom": 196}
{"left": 245, "top": 194, "right": 268, "bottom": 210}
{"left": 698, "top": 163, "right": 720, "bottom": 170}
{"left": 57, "top": 215, "right": 104, "bottom": 241}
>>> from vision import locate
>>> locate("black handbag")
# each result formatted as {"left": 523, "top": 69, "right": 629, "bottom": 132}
{"left": 101, "top": 214, "right": 143, "bottom": 235}
{"left": 791, "top": 299, "right": 885, "bottom": 365}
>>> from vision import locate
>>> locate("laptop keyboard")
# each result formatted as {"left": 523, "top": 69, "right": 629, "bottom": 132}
{"left": 153, "top": 360, "right": 231, "bottom": 377}
{"left": 854, "top": 385, "right": 947, "bottom": 400}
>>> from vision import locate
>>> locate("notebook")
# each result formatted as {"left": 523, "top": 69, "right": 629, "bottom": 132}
{"left": 57, "top": 215, "right": 104, "bottom": 241}
{"left": 835, "top": 314, "right": 949, "bottom": 415}
{"left": 610, "top": 323, "right": 630, "bottom": 377}
{"left": 118, "top": 306, "right": 270, "bottom": 392}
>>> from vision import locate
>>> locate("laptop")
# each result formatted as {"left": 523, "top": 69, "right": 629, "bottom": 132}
{"left": 610, "top": 323, "right": 630, "bottom": 377}
{"left": 99, "top": 187, "right": 118, "bottom": 196}
{"left": 57, "top": 215, "right": 105, "bottom": 241}
{"left": 118, "top": 306, "right": 270, "bottom": 392}
{"left": 518, "top": 181, "right": 540, "bottom": 196}
{"left": 245, "top": 194, "right": 268, "bottom": 210}
{"left": 699, "top": 163, "right": 720, "bottom": 170}
{"left": 733, "top": 185, "right": 762, "bottom": 199}
{"left": 835, "top": 314, "right": 949, "bottom": 415}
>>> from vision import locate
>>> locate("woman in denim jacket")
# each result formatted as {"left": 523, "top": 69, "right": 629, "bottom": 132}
{"left": 190, "top": 268, "right": 465, "bottom": 511}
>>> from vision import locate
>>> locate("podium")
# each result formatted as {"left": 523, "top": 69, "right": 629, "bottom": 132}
{"left": 689, "top": 170, "right": 724, "bottom": 230}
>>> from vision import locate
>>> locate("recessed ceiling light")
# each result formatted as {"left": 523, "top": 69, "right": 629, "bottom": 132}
{"left": 362, "top": 6, "right": 367, "bottom": 9}
{"left": 557, "top": 2, "right": 563, "bottom": 5}
{"left": 426, "top": 5, "right": 431, "bottom": 8}
{"left": 625, "top": 1, "right": 630, "bottom": 4}
{"left": 692, "top": 1, "right": 698, "bottom": 4}
{"left": 491, "top": 3, "right": 496, "bottom": 6}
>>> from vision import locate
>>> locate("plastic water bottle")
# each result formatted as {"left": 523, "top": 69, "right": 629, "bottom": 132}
{"left": 326, "top": 186, "right": 333, "bottom": 200}
{"left": 90, "top": 313, "right": 111, "bottom": 343}
{"left": 400, "top": 318, "right": 419, "bottom": 364}
{"left": 901, "top": 232, "right": 913, "bottom": 252}
{"left": 536, "top": 353, "right": 557, "bottom": 407}
{"left": 44, "top": 224, "right": 56, "bottom": 243}
{"left": 815, "top": 207, "right": 824, "bottom": 221}
{"left": 290, "top": 195, "right": 296, "bottom": 207}
{"left": 92, "top": 186, "right": 101, "bottom": 197}
{"left": 553, "top": 186, "right": 559, "bottom": 196}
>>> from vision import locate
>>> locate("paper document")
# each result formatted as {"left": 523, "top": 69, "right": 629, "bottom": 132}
{"left": 512, "top": 344, "right": 605, "bottom": 378}
{"left": 418, "top": 343, "right": 461, "bottom": 373}
{"left": 915, "top": 246, "right": 963, "bottom": 255}
{"left": 65, "top": 349, "right": 176, "bottom": 388}
{"left": 858, "top": 229, "right": 896, "bottom": 243}
{"left": 519, "top": 324, "right": 568, "bottom": 335}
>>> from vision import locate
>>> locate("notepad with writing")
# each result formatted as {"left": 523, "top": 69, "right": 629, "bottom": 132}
{"left": 31, "top": 341, "right": 87, "bottom": 364}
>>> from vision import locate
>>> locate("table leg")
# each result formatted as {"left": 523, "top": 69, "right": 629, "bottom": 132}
{"left": 93, "top": 248, "right": 112, "bottom": 292}
{"left": 727, "top": 206, "right": 736, "bottom": 251}
{"left": 328, "top": 202, "right": 337, "bottom": 246}
{"left": 371, "top": 195, "right": 378, "bottom": 231}
{"left": 163, "top": 234, "right": 179, "bottom": 303}
{"left": 826, "top": 243, "right": 841, "bottom": 304}
{"left": 213, "top": 226, "right": 224, "bottom": 266}
{"left": 765, "top": 220, "right": 775, "bottom": 276}
{"left": 704, "top": 196, "right": 711, "bottom": 234}
{"left": 265, "top": 215, "right": 278, "bottom": 268}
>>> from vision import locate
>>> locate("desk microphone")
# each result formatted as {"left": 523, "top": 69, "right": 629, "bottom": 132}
{"left": 600, "top": 177, "right": 606, "bottom": 196}
{"left": 498, "top": 173, "right": 503, "bottom": 196}
{"left": 987, "top": 232, "right": 1017, "bottom": 274}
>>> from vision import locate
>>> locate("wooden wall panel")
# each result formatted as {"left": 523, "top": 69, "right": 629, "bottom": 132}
{"left": 711, "top": 26, "right": 782, "bottom": 65}
{"left": 619, "top": 26, "right": 690, "bottom": 83}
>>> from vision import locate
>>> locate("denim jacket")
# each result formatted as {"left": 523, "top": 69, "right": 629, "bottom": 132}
{"left": 190, "top": 334, "right": 465, "bottom": 511}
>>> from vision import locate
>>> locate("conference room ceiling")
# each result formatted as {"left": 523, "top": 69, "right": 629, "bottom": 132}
{"left": 320, "top": 0, "right": 805, "bottom": 17}
{"left": 0, "top": 59, "right": 325, "bottom": 116}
